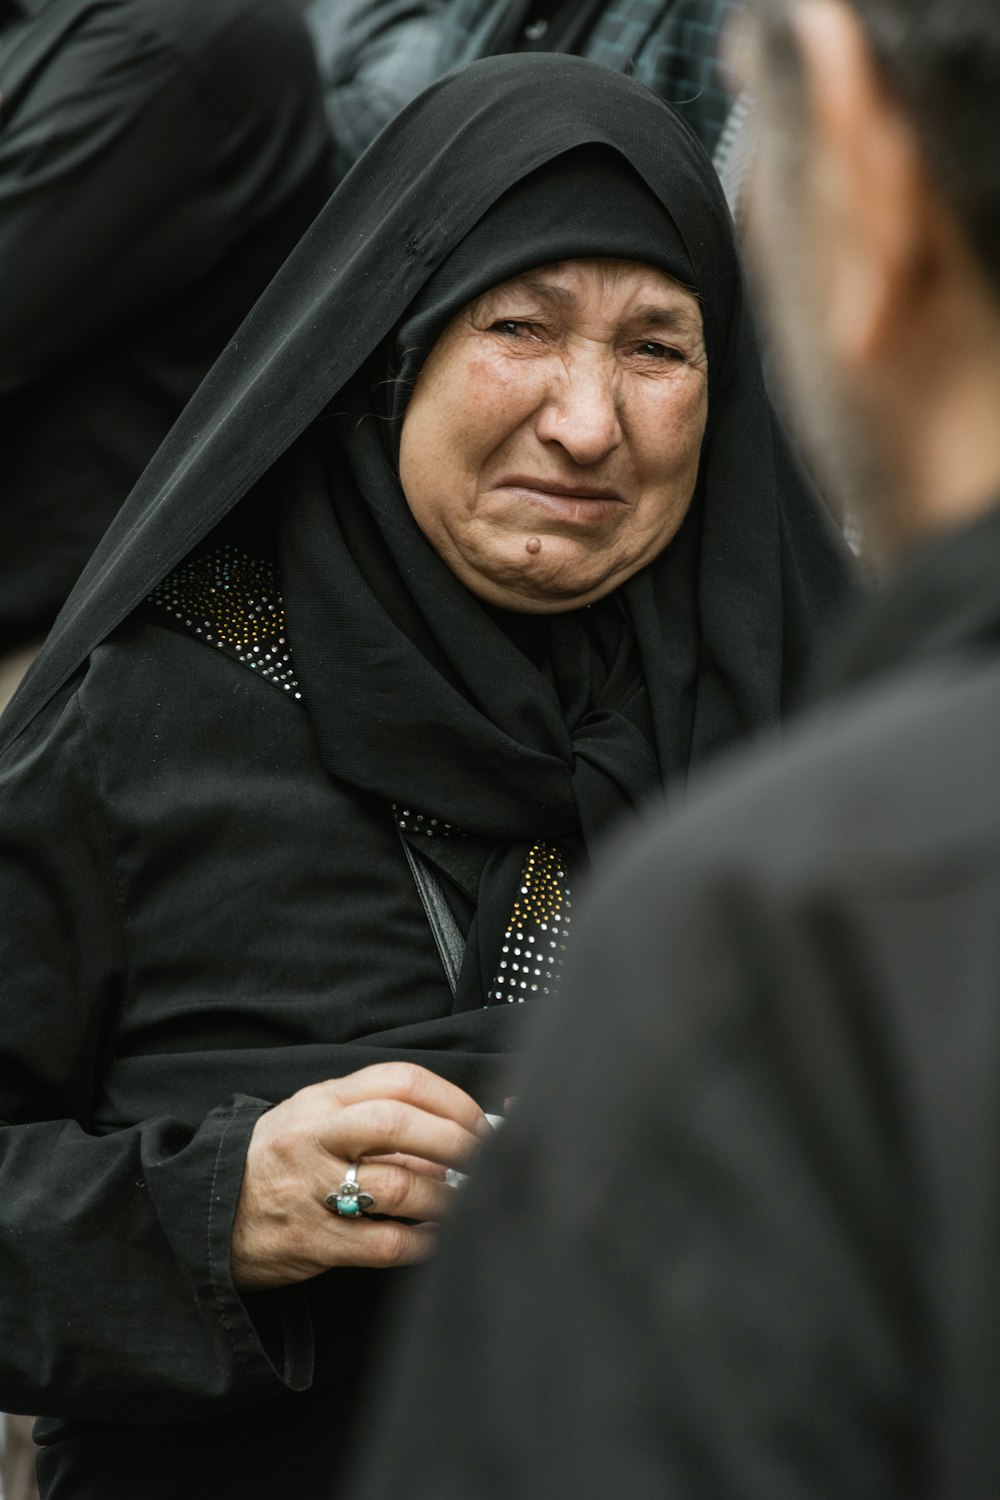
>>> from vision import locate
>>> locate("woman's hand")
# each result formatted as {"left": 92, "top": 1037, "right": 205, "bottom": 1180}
{"left": 230, "top": 1062, "right": 492, "bottom": 1290}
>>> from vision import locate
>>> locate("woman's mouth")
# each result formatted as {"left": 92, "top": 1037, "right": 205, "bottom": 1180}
{"left": 491, "top": 477, "right": 626, "bottom": 524}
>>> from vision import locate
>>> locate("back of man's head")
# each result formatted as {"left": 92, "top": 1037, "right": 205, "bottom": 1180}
{"left": 754, "top": 0, "right": 1000, "bottom": 293}
{"left": 744, "top": 0, "right": 1000, "bottom": 552}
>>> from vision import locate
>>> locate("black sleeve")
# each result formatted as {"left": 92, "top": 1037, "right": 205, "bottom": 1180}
{"left": 0, "top": 685, "right": 311, "bottom": 1421}
{"left": 341, "top": 821, "right": 928, "bottom": 1499}
{"left": 0, "top": 0, "right": 325, "bottom": 395}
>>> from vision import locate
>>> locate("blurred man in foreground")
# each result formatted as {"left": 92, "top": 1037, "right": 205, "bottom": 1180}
{"left": 341, "top": 2, "right": 1000, "bottom": 1495}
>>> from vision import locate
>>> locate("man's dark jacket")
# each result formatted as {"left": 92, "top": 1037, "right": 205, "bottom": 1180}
{"left": 342, "top": 499, "right": 1000, "bottom": 1500}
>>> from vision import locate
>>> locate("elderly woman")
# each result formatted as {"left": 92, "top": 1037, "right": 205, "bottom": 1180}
{"left": 0, "top": 54, "right": 855, "bottom": 1500}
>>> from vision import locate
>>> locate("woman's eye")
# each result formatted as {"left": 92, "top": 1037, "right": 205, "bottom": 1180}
{"left": 635, "top": 340, "right": 686, "bottom": 362}
{"left": 489, "top": 319, "right": 534, "bottom": 338}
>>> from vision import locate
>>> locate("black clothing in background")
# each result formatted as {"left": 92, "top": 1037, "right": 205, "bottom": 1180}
{"left": 0, "top": 0, "right": 331, "bottom": 649}
{"left": 341, "top": 498, "right": 1000, "bottom": 1500}
{"left": 0, "top": 56, "right": 854, "bottom": 1500}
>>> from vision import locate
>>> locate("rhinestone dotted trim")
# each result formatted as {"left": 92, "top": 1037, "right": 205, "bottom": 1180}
{"left": 148, "top": 547, "right": 301, "bottom": 698}
{"left": 394, "top": 807, "right": 460, "bottom": 839}
{"left": 394, "top": 807, "right": 572, "bottom": 1006}
{"left": 491, "top": 840, "right": 572, "bottom": 1005}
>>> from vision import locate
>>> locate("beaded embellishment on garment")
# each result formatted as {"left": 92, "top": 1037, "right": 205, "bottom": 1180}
{"left": 490, "top": 841, "right": 572, "bottom": 1005}
{"left": 395, "top": 809, "right": 459, "bottom": 838}
{"left": 147, "top": 546, "right": 301, "bottom": 698}
{"left": 394, "top": 807, "right": 573, "bottom": 1006}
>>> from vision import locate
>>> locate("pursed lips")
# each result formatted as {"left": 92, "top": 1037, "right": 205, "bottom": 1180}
{"left": 490, "top": 475, "right": 627, "bottom": 523}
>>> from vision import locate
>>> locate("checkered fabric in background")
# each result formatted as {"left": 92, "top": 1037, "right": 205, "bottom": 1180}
{"left": 307, "top": 0, "right": 744, "bottom": 183}
{"left": 439, "top": 0, "right": 742, "bottom": 157}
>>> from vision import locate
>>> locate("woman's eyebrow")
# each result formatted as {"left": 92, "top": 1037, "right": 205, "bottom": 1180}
{"left": 629, "top": 304, "right": 702, "bottom": 334}
{"left": 495, "top": 284, "right": 701, "bottom": 329}
{"left": 483, "top": 284, "right": 702, "bottom": 338}
{"left": 497, "top": 278, "right": 575, "bottom": 307}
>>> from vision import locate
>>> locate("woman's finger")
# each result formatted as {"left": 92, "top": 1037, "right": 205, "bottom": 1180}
{"left": 362, "top": 1151, "right": 448, "bottom": 1181}
{"left": 323, "top": 1217, "right": 439, "bottom": 1269}
{"left": 316, "top": 1097, "right": 486, "bottom": 1171}
{"left": 322, "top": 1062, "right": 492, "bottom": 1137}
{"left": 238, "top": 1212, "right": 440, "bottom": 1287}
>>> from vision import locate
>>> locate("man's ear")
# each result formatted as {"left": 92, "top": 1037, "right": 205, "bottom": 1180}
{"left": 792, "top": 0, "right": 935, "bottom": 366}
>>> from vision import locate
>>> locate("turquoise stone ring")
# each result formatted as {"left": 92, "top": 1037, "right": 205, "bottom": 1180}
{"left": 325, "top": 1163, "right": 377, "bottom": 1217}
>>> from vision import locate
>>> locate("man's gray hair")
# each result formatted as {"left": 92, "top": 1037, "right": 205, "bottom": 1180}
{"left": 753, "top": 0, "right": 1000, "bottom": 294}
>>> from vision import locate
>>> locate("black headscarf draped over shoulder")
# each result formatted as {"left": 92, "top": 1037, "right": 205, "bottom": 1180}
{"left": 2, "top": 55, "right": 857, "bottom": 1009}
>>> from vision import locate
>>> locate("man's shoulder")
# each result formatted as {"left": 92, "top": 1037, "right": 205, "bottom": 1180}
{"left": 637, "top": 649, "right": 1000, "bottom": 903}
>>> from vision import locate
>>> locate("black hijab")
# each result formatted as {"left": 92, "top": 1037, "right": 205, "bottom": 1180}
{"left": 2, "top": 56, "right": 856, "bottom": 1006}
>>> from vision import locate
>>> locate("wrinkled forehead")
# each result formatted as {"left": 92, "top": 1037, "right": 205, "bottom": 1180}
{"left": 469, "top": 257, "right": 704, "bottom": 331}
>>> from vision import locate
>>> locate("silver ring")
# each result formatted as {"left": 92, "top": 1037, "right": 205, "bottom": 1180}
{"left": 325, "top": 1162, "right": 377, "bottom": 1218}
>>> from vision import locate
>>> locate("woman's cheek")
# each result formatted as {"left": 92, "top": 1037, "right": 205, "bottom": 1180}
{"left": 458, "top": 351, "right": 547, "bottom": 446}
{"left": 646, "top": 376, "right": 708, "bottom": 460}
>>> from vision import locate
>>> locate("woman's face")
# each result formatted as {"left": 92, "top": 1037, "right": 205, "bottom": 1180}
{"left": 399, "top": 257, "right": 708, "bottom": 612}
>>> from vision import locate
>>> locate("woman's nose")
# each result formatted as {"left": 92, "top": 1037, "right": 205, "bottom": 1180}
{"left": 534, "top": 358, "right": 623, "bottom": 465}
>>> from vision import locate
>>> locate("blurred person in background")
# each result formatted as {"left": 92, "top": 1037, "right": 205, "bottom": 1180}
{"left": 437, "top": 0, "right": 742, "bottom": 157}
{"left": 0, "top": 1, "right": 329, "bottom": 1488}
{"left": 0, "top": 0, "right": 331, "bottom": 699}
{"left": 339, "top": 2, "right": 1000, "bottom": 1497}
{"left": 304, "top": 0, "right": 446, "bottom": 182}
{"left": 307, "top": 0, "right": 745, "bottom": 185}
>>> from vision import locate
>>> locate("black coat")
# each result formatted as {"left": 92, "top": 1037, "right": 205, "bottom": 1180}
{"left": 342, "top": 501, "right": 1000, "bottom": 1500}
